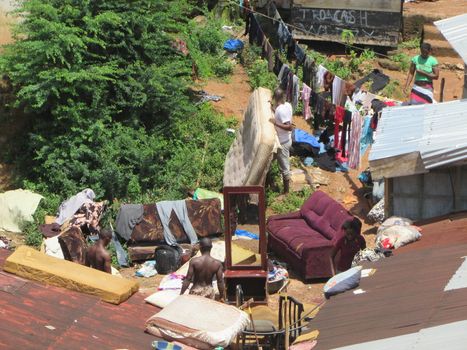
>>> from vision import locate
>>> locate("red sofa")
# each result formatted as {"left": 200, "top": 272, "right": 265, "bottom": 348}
{"left": 267, "top": 191, "right": 354, "bottom": 279}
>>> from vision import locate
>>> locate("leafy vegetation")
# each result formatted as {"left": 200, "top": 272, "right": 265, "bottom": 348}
{"left": 390, "top": 52, "right": 411, "bottom": 72}
{"left": 0, "top": 0, "right": 236, "bottom": 208}
{"left": 398, "top": 37, "right": 420, "bottom": 50}
{"left": 269, "top": 186, "right": 313, "bottom": 214}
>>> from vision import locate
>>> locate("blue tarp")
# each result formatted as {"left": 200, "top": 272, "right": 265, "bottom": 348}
{"left": 223, "top": 39, "right": 244, "bottom": 52}
{"left": 294, "top": 129, "right": 320, "bottom": 149}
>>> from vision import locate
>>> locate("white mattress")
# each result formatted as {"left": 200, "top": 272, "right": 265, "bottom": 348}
{"left": 223, "top": 88, "right": 279, "bottom": 186}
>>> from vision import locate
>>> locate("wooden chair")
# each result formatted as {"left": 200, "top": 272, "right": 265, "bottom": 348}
{"left": 240, "top": 294, "right": 305, "bottom": 349}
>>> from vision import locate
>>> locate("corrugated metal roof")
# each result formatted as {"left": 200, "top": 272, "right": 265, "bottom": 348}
{"left": 369, "top": 100, "right": 467, "bottom": 175}
{"left": 312, "top": 212, "right": 467, "bottom": 349}
{"left": 435, "top": 13, "right": 467, "bottom": 64}
{"left": 0, "top": 249, "right": 160, "bottom": 349}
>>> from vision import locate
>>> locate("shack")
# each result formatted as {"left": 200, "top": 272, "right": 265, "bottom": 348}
{"left": 434, "top": 13, "right": 467, "bottom": 99}
{"left": 369, "top": 99, "right": 467, "bottom": 221}
{"left": 289, "top": 0, "right": 403, "bottom": 47}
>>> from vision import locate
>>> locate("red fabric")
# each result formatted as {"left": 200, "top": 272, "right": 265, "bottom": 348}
{"left": 334, "top": 106, "right": 345, "bottom": 149}
{"left": 335, "top": 235, "right": 366, "bottom": 271}
{"left": 267, "top": 191, "right": 353, "bottom": 279}
{"left": 384, "top": 101, "right": 396, "bottom": 106}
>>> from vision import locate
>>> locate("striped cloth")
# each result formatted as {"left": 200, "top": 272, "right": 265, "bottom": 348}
{"left": 348, "top": 111, "right": 362, "bottom": 170}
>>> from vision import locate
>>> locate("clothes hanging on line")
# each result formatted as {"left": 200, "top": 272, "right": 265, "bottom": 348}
{"left": 332, "top": 76, "right": 346, "bottom": 106}
{"left": 341, "top": 110, "right": 352, "bottom": 158}
{"left": 278, "top": 64, "right": 290, "bottom": 90}
{"left": 286, "top": 70, "right": 294, "bottom": 101}
{"left": 348, "top": 111, "right": 362, "bottom": 170}
{"left": 302, "top": 83, "right": 312, "bottom": 120}
{"left": 292, "top": 75, "right": 299, "bottom": 111}
{"left": 302, "top": 57, "right": 316, "bottom": 90}
{"left": 278, "top": 21, "right": 292, "bottom": 51}
{"left": 264, "top": 40, "right": 275, "bottom": 72}
{"left": 316, "top": 65, "right": 327, "bottom": 89}
{"left": 273, "top": 54, "right": 283, "bottom": 76}
{"left": 334, "top": 105, "right": 345, "bottom": 150}
{"left": 248, "top": 14, "right": 259, "bottom": 45}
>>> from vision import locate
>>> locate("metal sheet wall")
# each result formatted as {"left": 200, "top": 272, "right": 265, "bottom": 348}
{"left": 391, "top": 165, "right": 467, "bottom": 221}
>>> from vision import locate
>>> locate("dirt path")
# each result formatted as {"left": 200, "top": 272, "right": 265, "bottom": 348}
{"left": 202, "top": 64, "right": 252, "bottom": 122}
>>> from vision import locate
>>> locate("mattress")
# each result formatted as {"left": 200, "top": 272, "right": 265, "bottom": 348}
{"left": 146, "top": 295, "right": 249, "bottom": 349}
{"left": 4, "top": 246, "right": 139, "bottom": 304}
{"left": 223, "top": 87, "right": 280, "bottom": 186}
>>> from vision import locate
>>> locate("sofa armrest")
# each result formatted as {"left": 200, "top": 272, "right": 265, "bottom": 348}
{"left": 267, "top": 210, "right": 302, "bottom": 222}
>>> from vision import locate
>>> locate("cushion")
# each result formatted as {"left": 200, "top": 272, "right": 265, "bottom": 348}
{"left": 4, "top": 246, "right": 139, "bottom": 304}
{"left": 323, "top": 266, "right": 362, "bottom": 298}
{"left": 223, "top": 87, "right": 280, "bottom": 186}
{"left": 245, "top": 319, "right": 276, "bottom": 333}
{"left": 300, "top": 191, "right": 351, "bottom": 241}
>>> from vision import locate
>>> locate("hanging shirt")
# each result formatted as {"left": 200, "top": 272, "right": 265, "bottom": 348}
{"left": 332, "top": 76, "right": 346, "bottom": 106}
{"left": 302, "top": 57, "right": 315, "bottom": 88}
{"left": 301, "top": 83, "right": 312, "bottom": 120}
{"left": 274, "top": 102, "right": 293, "bottom": 144}
{"left": 316, "top": 65, "right": 327, "bottom": 89}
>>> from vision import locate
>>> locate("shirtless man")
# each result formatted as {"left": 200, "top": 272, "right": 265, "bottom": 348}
{"left": 85, "top": 228, "right": 112, "bottom": 273}
{"left": 180, "top": 238, "right": 225, "bottom": 301}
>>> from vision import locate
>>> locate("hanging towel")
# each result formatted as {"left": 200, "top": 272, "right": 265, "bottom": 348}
{"left": 348, "top": 111, "right": 362, "bottom": 170}
{"left": 332, "top": 76, "right": 346, "bottom": 106}
{"left": 334, "top": 106, "right": 345, "bottom": 150}
{"left": 302, "top": 83, "right": 312, "bottom": 120}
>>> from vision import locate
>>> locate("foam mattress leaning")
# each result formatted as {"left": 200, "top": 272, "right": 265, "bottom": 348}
{"left": 223, "top": 87, "right": 279, "bottom": 186}
{"left": 4, "top": 246, "right": 139, "bottom": 304}
{"left": 146, "top": 295, "right": 249, "bottom": 350}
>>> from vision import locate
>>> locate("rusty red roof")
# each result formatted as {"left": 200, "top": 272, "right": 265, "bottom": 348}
{"left": 312, "top": 213, "right": 467, "bottom": 349}
{"left": 0, "top": 249, "right": 160, "bottom": 350}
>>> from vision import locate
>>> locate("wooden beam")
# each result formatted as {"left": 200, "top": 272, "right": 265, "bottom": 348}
{"left": 292, "top": 0, "right": 402, "bottom": 12}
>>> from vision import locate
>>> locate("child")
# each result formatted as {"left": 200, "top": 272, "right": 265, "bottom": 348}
{"left": 85, "top": 228, "right": 112, "bottom": 274}
{"left": 330, "top": 218, "right": 366, "bottom": 274}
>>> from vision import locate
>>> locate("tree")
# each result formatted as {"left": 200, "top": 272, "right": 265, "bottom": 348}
{"left": 0, "top": 0, "right": 234, "bottom": 201}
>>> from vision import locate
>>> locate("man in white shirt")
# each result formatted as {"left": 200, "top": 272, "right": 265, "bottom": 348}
{"left": 270, "top": 88, "right": 293, "bottom": 194}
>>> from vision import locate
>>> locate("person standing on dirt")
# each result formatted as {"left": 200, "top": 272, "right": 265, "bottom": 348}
{"left": 404, "top": 42, "right": 439, "bottom": 104}
{"left": 180, "top": 237, "right": 225, "bottom": 301}
{"left": 270, "top": 88, "right": 294, "bottom": 194}
{"left": 85, "top": 228, "right": 112, "bottom": 274}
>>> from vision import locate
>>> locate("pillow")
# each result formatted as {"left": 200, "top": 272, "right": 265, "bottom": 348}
{"left": 323, "top": 266, "right": 362, "bottom": 298}
{"left": 145, "top": 290, "right": 180, "bottom": 309}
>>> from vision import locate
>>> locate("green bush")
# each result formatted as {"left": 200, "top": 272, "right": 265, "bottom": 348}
{"left": 246, "top": 58, "right": 277, "bottom": 90}
{"left": 269, "top": 187, "right": 313, "bottom": 214}
{"left": 0, "top": 0, "right": 235, "bottom": 207}
{"left": 391, "top": 52, "right": 411, "bottom": 71}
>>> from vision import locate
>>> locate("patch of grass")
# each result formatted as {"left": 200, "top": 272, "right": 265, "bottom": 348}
{"left": 269, "top": 187, "right": 313, "bottom": 214}
{"left": 398, "top": 37, "right": 420, "bottom": 50}
{"left": 390, "top": 52, "right": 411, "bottom": 71}
{"left": 381, "top": 80, "right": 405, "bottom": 100}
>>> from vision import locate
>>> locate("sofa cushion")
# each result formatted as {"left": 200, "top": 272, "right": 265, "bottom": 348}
{"left": 300, "top": 191, "right": 351, "bottom": 241}
{"left": 267, "top": 218, "right": 332, "bottom": 256}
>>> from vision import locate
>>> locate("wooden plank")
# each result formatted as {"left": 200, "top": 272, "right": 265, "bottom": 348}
{"left": 293, "top": 0, "right": 402, "bottom": 12}
{"left": 370, "top": 152, "right": 427, "bottom": 180}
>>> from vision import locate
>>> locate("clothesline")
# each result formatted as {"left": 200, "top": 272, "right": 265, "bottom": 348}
{"left": 231, "top": 0, "right": 394, "bottom": 60}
